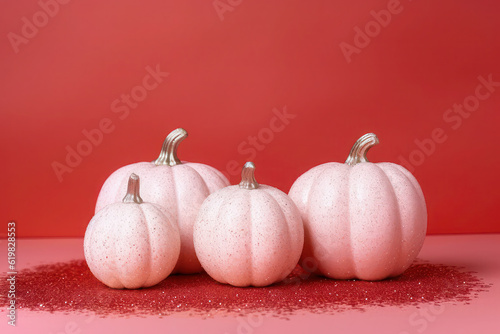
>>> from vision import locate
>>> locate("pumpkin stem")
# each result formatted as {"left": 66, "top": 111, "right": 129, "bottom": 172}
{"left": 122, "top": 173, "right": 144, "bottom": 204}
{"left": 154, "top": 128, "right": 188, "bottom": 166}
{"left": 345, "top": 133, "right": 379, "bottom": 166}
{"left": 239, "top": 162, "right": 259, "bottom": 190}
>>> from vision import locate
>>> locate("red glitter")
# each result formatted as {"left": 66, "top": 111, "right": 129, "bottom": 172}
{"left": 0, "top": 260, "right": 490, "bottom": 318}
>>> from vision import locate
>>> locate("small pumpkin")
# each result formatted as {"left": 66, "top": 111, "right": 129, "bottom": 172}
{"left": 84, "top": 174, "right": 180, "bottom": 289}
{"left": 95, "top": 128, "right": 230, "bottom": 274}
{"left": 193, "top": 162, "right": 304, "bottom": 287}
{"left": 289, "top": 133, "right": 427, "bottom": 280}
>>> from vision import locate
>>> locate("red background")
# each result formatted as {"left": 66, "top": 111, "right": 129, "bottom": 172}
{"left": 1, "top": 0, "right": 499, "bottom": 238}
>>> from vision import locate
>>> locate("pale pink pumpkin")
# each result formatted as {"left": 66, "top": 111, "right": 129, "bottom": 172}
{"left": 289, "top": 133, "right": 427, "bottom": 281}
{"left": 84, "top": 174, "right": 180, "bottom": 289}
{"left": 95, "top": 128, "right": 230, "bottom": 274}
{"left": 193, "top": 162, "right": 304, "bottom": 287}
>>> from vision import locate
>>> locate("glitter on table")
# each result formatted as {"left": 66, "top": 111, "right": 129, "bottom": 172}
{"left": 0, "top": 258, "right": 490, "bottom": 318}
{"left": 0, "top": 235, "right": 498, "bottom": 334}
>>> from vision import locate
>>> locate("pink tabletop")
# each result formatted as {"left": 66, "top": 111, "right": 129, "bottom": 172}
{"left": 1, "top": 234, "right": 499, "bottom": 334}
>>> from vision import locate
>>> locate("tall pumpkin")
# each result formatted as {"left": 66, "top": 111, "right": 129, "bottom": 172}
{"left": 289, "top": 133, "right": 427, "bottom": 280}
{"left": 95, "top": 128, "right": 230, "bottom": 274}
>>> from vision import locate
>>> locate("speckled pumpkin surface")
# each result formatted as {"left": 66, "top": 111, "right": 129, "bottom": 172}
{"left": 84, "top": 174, "right": 180, "bottom": 289}
{"left": 194, "top": 162, "right": 304, "bottom": 287}
{"left": 289, "top": 134, "right": 427, "bottom": 280}
{"left": 95, "top": 128, "right": 230, "bottom": 274}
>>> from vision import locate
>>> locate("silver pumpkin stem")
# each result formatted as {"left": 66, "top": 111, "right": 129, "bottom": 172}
{"left": 239, "top": 162, "right": 259, "bottom": 190}
{"left": 122, "top": 173, "right": 144, "bottom": 204}
{"left": 154, "top": 128, "right": 188, "bottom": 166}
{"left": 345, "top": 133, "right": 379, "bottom": 166}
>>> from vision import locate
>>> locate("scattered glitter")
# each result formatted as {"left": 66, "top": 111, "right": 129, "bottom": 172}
{"left": 0, "top": 260, "right": 490, "bottom": 319}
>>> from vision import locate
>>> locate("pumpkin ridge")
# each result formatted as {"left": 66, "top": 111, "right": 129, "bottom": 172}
{"left": 109, "top": 205, "right": 126, "bottom": 288}
{"left": 137, "top": 206, "right": 153, "bottom": 288}
{"left": 169, "top": 166, "right": 184, "bottom": 273}
{"left": 293, "top": 164, "right": 330, "bottom": 274}
{"left": 346, "top": 165, "right": 357, "bottom": 279}
{"left": 212, "top": 166, "right": 231, "bottom": 187}
{"left": 391, "top": 163, "right": 426, "bottom": 207}
{"left": 375, "top": 164, "right": 405, "bottom": 277}
{"left": 212, "top": 189, "right": 235, "bottom": 285}
{"left": 187, "top": 162, "right": 229, "bottom": 190}
{"left": 182, "top": 163, "right": 211, "bottom": 196}
{"left": 247, "top": 190, "right": 255, "bottom": 286}
{"left": 308, "top": 164, "right": 349, "bottom": 277}
{"left": 261, "top": 188, "right": 295, "bottom": 281}
{"left": 84, "top": 213, "right": 102, "bottom": 283}
{"left": 382, "top": 163, "right": 427, "bottom": 271}
{"left": 305, "top": 165, "right": 334, "bottom": 227}
{"left": 172, "top": 164, "right": 211, "bottom": 273}
{"left": 164, "top": 166, "right": 179, "bottom": 224}
{"left": 304, "top": 164, "right": 333, "bottom": 218}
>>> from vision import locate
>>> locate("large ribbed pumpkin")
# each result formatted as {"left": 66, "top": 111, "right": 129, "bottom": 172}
{"left": 95, "top": 128, "right": 230, "bottom": 274}
{"left": 288, "top": 133, "right": 427, "bottom": 280}
{"left": 193, "top": 162, "right": 304, "bottom": 287}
